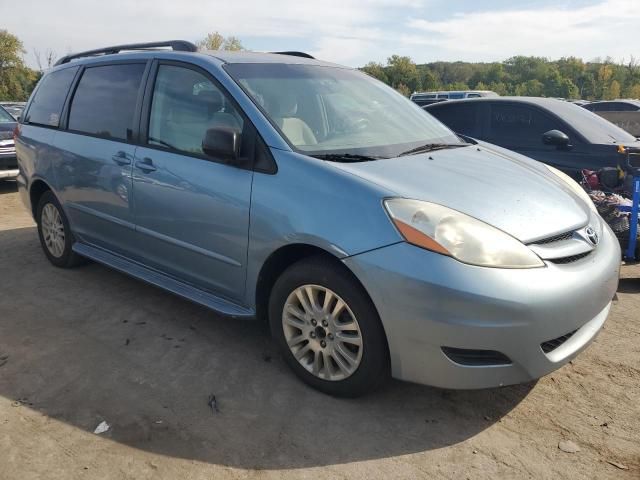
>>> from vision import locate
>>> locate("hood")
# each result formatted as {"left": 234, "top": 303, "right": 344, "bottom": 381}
{"left": 330, "top": 144, "right": 590, "bottom": 243}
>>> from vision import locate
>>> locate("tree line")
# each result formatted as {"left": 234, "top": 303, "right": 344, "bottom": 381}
{"left": 362, "top": 55, "right": 640, "bottom": 99}
{"left": 2, "top": 28, "right": 639, "bottom": 102}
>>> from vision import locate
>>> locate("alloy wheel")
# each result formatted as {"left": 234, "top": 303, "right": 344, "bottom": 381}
{"left": 282, "top": 284, "right": 363, "bottom": 381}
{"left": 41, "top": 203, "right": 65, "bottom": 258}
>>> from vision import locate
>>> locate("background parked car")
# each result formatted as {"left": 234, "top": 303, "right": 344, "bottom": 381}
{"left": 0, "top": 102, "right": 26, "bottom": 120}
{"left": 570, "top": 99, "right": 592, "bottom": 107}
{"left": 0, "top": 105, "right": 17, "bottom": 180}
{"left": 581, "top": 100, "right": 640, "bottom": 137}
{"left": 425, "top": 96, "right": 640, "bottom": 177}
{"left": 582, "top": 100, "right": 640, "bottom": 112}
{"left": 410, "top": 90, "right": 498, "bottom": 107}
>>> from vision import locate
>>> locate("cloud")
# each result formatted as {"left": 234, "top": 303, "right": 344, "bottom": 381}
{"left": 403, "top": 0, "right": 640, "bottom": 62}
{"left": 9, "top": 0, "right": 640, "bottom": 69}
{"left": 12, "top": 0, "right": 422, "bottom": 67}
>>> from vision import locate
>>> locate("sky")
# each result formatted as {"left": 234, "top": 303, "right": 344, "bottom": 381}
{"left": 6, "top": 0, "right": 639, "bottom": 69}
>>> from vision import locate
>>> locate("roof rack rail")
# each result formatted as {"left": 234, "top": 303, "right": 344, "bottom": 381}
{"left": 54, "top": 40, "right": 198, "bottom": 66}
{"left": 271, "top": 51, "right": 315, "bottom": 59}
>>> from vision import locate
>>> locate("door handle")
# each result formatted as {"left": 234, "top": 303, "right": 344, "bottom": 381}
{"left": 111, "top": 151, "right": 131, "bottom": 166}
{"left": 134, "top": 157, "right": 157, "bottom": 172}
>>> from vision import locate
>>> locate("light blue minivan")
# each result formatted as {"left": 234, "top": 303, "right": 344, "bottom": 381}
{"left": 16, "top": 41, "right": 620, "bottom": 396}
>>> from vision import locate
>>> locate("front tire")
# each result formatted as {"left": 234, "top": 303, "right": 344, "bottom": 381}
{"left": 269, "top": 257, "right": 389, "bottom": 397}
{"left": 36, "top": 191, "right": 84, "bottom": 268}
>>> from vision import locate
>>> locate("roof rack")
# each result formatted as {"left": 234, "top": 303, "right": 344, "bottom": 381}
{"left": 54, "top": 40, "right": 198, "bottom": 66}
{"left": 271, "top": 51, "right": 315, "bottom": 59}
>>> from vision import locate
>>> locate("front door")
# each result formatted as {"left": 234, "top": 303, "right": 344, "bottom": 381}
{"left": 55, "top": 62, "right": 147, "bottom": 256}
{"left": 130, "top": 62, "right": 253, "bottom": 301}
{"left": 484, "top": 102, "right": 588, "bottom": 175}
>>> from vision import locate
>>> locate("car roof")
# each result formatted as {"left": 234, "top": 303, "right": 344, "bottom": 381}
{"left": 413, "top": 90, "right": 495, "bottom": 95}
{"left": 587, "top": 99, "right": 640, "bottom": 106}
{"left": 427, "top": 96, "right": 569, "bottom": 107}
{"left": 49, "top": 49, "right": 343, "bottom": 72}
{"left": 203, "top": 50, "right": 342, "bottom": 67}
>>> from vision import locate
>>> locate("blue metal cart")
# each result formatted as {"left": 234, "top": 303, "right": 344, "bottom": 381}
{"left": 617, "top": 146, "right": 640, "bottom": 262}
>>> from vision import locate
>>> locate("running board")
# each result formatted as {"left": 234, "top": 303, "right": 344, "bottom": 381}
{"left": 72, "top": 243, "right": 254, "bottom": 319}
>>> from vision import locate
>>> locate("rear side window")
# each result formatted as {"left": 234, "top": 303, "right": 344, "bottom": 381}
{"left": 610, "top": 102, "right": 638, "bottom": 111}
{"left": 429, "top": 103, "right": 479, "bottom": 136}
{"left": 487, "top": 103, "right": 565, "bottom": 146}
{"left": 24, "top": 67, "right": 78, "bottom": 127}
{"left": 68, "top": 63, "right": 146, "bottom": 141}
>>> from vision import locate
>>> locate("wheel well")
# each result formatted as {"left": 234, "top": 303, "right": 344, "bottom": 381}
{"left": 255, "top": 244, "right": 345, "bottom": 323}
{"left": 29, "top": 180, "right": 51, "bottom": 218}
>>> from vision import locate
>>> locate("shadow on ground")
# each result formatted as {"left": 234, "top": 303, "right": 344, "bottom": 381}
{"left": 618, "top": 277, "right": 640, "bottom": 294}
{"left": 0, "top": 226, "right": 532, "bottom": 469}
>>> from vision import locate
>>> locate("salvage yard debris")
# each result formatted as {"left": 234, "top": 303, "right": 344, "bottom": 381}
{"left": 93, "top": 421, "right": 110, "bottom": 435}
{"left": 207, "top": 394, "right": 219, "bottom": 414}
{"left": 558, "top": 439, "right": 581, "bottom": 453}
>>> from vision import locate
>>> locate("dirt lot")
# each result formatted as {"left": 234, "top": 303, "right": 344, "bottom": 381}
{"left": 0, "top": 180, "right": 638, "bottom": 479}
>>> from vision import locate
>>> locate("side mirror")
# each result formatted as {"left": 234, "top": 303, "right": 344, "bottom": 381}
{"left": 202, "top": 127, "right": 241, "bottom": 162}
{"left": 542, "top": 129, "right": 570, "bottom": 148}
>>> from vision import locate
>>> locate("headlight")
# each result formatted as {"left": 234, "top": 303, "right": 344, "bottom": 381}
{"left": 545, "top": 165, "right": 596, "bottom": 212}
{"left": 384, "top": 199, "right": 544, "bottom": 268}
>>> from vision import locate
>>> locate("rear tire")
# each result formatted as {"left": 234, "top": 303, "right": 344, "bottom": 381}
{"left": 269, "top": 256, "right": 389, "bottom": 397}
{"left": 36, "top": 191, "right": 84, "bottom": 268}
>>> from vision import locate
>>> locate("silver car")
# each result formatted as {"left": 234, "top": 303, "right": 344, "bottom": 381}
{"left": 16, "top": 43, "right": 620, "bottom": 396}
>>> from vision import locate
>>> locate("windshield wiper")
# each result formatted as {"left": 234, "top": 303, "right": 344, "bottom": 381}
{"left": 398, "top": 143, "right": 468, "bottom": 157}
{"left": 312, "top": 153, "right": 388, "bottom": 162}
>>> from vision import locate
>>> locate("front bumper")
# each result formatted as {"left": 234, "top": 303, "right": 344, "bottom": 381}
{"left": 343, "top": 224, "right": 620, "bottom": 389}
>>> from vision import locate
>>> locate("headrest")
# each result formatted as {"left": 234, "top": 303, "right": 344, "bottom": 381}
{"left": 196, "top": 89, "right": 223, "bottom": 112}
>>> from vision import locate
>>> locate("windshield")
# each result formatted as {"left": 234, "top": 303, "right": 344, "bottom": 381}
{"left": 225, "top": 64, "right": 463, "bottom": 158}
{"left": 0, "top": 107, "right": 14, "bottom": 123}
{"left": 552, "top": 101, "right": 638, "bottom": 144}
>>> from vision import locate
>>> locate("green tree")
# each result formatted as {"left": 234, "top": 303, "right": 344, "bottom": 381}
{"left": 624, "top": 84, "right": 640, "bottom": 99}
{"left": 361, "top": 62, "right": 388, "bottom": 83}
{"left": 358, "top": 54, "right": 640, "bottom": 100}
{"left": 0, "top": 30, "right": 38, "bottom": 101}
{"left": 197, "top": 32, "right": 245, "bottom": 51}
{"left": 420, "top": 70, "right": 439, "bottom": 90}
{"left": 604, "top": 79, "right": 621, "bottom": 100}
{"left": 386, "top": 55, "right": 420, "bottom": 92}
{"left": 394, "top": 82, "right": 411, "bottom": 97}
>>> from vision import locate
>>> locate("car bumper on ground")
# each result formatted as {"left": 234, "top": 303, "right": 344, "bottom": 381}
{"left": 0, "top": 147, "right": 18, "bottom": 179}
{"left": 343, "top": 225, "right": 620, "bottom": 389}
{"left": 0, "top": 168, "right": 19, "bottom": 179}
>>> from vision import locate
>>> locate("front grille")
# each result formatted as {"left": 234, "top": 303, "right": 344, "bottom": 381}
{"left": 541, "top": 329, "right": 578, "bottom": 354}
{"left": 441, "top": 347, "right": 512, "bottom": 366}
{"left": 548, "top": 251, "right": 591, "bottom": 264}
{"left": 531, "top": 231, "right": 575, "bottom": 245}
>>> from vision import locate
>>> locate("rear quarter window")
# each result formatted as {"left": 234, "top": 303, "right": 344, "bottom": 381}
{"left": 429, "top": 103, "right": 479, "bottom": 136}
{"left": 24, "top": 67, "right": 78, "bottom": 127}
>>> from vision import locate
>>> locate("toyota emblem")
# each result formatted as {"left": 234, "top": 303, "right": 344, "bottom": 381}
{"left": 585, "top": 226, "right": 599, "bottom": 246}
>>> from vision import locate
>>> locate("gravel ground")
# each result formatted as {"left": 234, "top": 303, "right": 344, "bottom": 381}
{"left": 0, "top": 180, "right": 638, "bottom": 479}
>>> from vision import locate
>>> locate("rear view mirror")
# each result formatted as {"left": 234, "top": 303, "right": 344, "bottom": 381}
{"left": 202, "top": 127, "right": 241, "bottom": 162}
{"left": 542, "top": 130, "right": 570, "bottom": 148}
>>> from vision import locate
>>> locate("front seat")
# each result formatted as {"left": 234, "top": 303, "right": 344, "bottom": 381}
{"left": 197, "top": 89, "right": 242, "bottom": 130}
{"left": 270, "top": 94, "right": 317, "bottom": 147}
